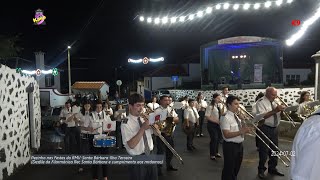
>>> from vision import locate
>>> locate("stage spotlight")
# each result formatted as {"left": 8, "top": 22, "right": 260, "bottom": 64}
{"left": 155, "top": 18, "right": 160, "bottom": 24}
{"left": 254, "top": 3, "right": 261, "bottom": 9}
{"left": 265, "top": 1, "right": 272, "bottom": 8}
{"left": 232, "top": 56, "right": 235, "bottom": 59}
{"left": 179, "top": 16, "right": 185, "bottom": 22}
{"left": 240, "top": 55, "right": 243, "bottom": 58}
{"left": 223, "top": 3, "right": 230, "bottom": 10}
{"left": 233, "top": 4, "right": 240, "bottom": 10}
{"left": 189, "top": 14, "right": 195, "bottom": 20}
{"left": 276, "top": 0, "right": 283, "bottom": 6}
{"left": 147, "top": 17, "right": 152, "bottom": 23}
{"left": 287, "top": 0, "right": 293, "bottom": 3}
{"left": 235, "top": 56, "right": 238, "bottom": 58}
{"left": 216, "top": 4, "right": 221, "bottom": 10}
{"left": 197, "top": 11, "right": 203, "bottom": 17}
{"left": 244, "top": 55, "right": 247, "bottom": 58}
{"left": 170, "top": 17, "right": 177, "bottom": 23}
{"left": 162, "top": 17, "right": 168, "bottom": 24}
{"left": 139, "top": 16, "right": 144, "bottom": 21}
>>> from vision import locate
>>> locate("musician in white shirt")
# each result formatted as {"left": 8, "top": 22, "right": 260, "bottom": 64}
{"left": 220, "top": 86, "right": 229, "bottom": 104}
{"left": 290, "top": 108, "right": 320, "bottom": 180}
{"left": 121, "top": 93, "right": 159, "bottom": 180}
{"left": 183, "top": 99, "right": 200, "bottom": 151}
{"left": 196, "top": 92, "right": 208, "bottom": 137}
{"left": 220, "top": 95, "right": 251, "bottom": 180}
{"left": 147, "top": 96, "right": 160, "bottom": 111}
{"left": 296, "top": 91, "right": 313, "bottom": 119}
{"left": 154, "top": 95, "right": 179, "bottom": 174}
{"left": 91, "top": 100, "right": 115, "bottom": 180}
{"left": 104, "top": 101, "right": 113, "bottom": 117}
{"left": 252, "top": 87, "right": 285, "bottom": 179}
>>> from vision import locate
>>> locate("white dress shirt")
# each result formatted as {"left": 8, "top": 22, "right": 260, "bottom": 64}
{"left": 220, "top": 110, "right": 244, "bottom": 143}
{"left": 154, "top": 106, "right": 178, "bottom": 121}
{"left": 290, "top": 109, "right": 320, "bottom": 180}
{"left": 59, "top": 107, "right": 76, "bottom": 127}
{"left": 253, "top": 96, "right": 281, "bottom": 127}
{"left": 79, "top": 111, "right": 95, "bottom": 134}
{"left": 196, "top": 99, "right": 208, "bottom": 111}
{"left": 147, "top": 102, "right": 160, "bottom": 111}
{"left": 220, "top": 94, "right": 228, "bottom": 103}
{"left": 121, "top": 114, "right": 154, "bottom": 156}
{"left": 114, "top": 110, "right": 127, "bottom": 120}
{"left": 181, "top": 100, "right": 189, "bottom": 109}
{"left": 104, "top": 108, "right": 113, "bottom": 116}
{"left": 184, "top": 107, "right": 200, "bottom": 124}
{"left": 205, "top": 105, "right": 220, "bottom": 123}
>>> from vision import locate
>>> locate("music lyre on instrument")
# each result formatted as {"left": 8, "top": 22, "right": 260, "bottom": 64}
{"left": 140, "top": 111, "right": 184, "bottom": 165}
{"left": 238, "top": 105, "right": 290, "bottom": 167}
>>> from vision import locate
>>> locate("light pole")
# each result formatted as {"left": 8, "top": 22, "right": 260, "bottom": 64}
{"left": 312, "top": 50, "right": 320, "bottom": 100}
{"left": 67, "top": 46, "right": 72, "bottom": 95}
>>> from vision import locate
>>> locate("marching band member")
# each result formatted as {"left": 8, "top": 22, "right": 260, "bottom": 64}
{"left": 91, "top": 100, "right": 115, "bottom": 180}
{"left": 220, "top": 95, "right": 252, "bottom": 180}
{"left": 253, "top": 87, "right": 285, "bottom": 179}
{"left": 220, "top": 86, "right": 229, "bottom": 104}
{"left": 121, "top": 93, "right": 159, "bottom": 180}
{"left": 290, "top": 108, "right": 320, "bottom": 180}
{"left": 196, "top": 92, "right": 208, "bottom": 137}
{"left": 78, "top": 100, "right": 94, "bottom": 172}
{"left": 59, "top": 101, "right": 81, "bottom": 154}
{"left": 147, "top": 96, "right": 160, "bottom": 111}
{"left": 205, "top": 93, "right": 222, "bottom": 160}
{"left": 168, "top": 96, "right": 174, "bottom": 107}
{"left": 180, "top": 96, "right": 189, "bottom": 124}
{"left": 296, "top": 91, "right": 312, "bottom": 119}
{"left": 104, "top": 101, "right": 113, "bottom": 117}
{"left": 154, "top": 95, "right": 179, "bottom": 175}
{"left": 252, "top": 92, "right": 265, "bottom": 151}
{"left": 114, "top": 103, "right": 126, "bottom": 148}
{"left": 183, "top": 99, "right": 199, "bottom": 151}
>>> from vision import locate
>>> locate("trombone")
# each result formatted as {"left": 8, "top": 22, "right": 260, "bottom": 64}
{"left": 275, "top": 96, "right": 296, "bottom": 127}
{"left": 140, "top": 111, "right": 184, "bottom": 165}
{"left": 238, "top": 105, "right": 290, "bottom": 167}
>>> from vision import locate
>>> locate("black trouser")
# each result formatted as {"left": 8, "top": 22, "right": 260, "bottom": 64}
{"left": 89, "top": 135, "right": 109, "bottom": 179}
{"left": 129, "top": 160, "right": 158, "bottom": 180}
{"left": 207, "top": 122, "right": 220, "bottom": 156}
{"left": 156, "top": 133, "right": 174, "bottom": 169}
{"left": 64, "top": 127, "right": 81, "bottom": 154}
{"left": 221, "top": 141, "right": 243, "bottom": 180}
{"left": 116, "top": 121, "right": 122, "bottom": 148}
{"left": 197, "top": 111, "right": 205, "bottom": 135}
{"left": 258, "top": 125, "right": 278, "bottom": 173}
{"left": 186, "top": 123, "right": 196, "bottom": 149}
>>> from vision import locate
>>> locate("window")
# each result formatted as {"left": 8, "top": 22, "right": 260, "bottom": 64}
{"left": 286, "top": 75, "right": 290, "bottom": 80}
{"left": 45, "top": 75, "right": 54, "bottom": 87}
{"left": 291, "top": 75, "right": 295, "bottom": 79}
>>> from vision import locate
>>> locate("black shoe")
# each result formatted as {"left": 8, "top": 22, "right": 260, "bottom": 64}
{"left": 158, "top": 170, "right": 163, "bottom": 176}
{"left": 268, "top": 170, "right": 284, "bottom": 176}
{"left": 167, "top": 166, "right": 178, "bottom": 171}
{"left": 210, "top": 156, "right": 216, "bottom": 160}
{"left": 191, "top": 145, "right": 196, "bottom": 150}
{"left": 258, "top": 172, "right": 266, "bottom": 179}
{"left": 215, "top": 153, "right": 222, "bottom": 158}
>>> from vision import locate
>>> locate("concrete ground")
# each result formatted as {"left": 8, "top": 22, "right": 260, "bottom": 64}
{"left": 6, "top": 123, "right": 293, "bottom": 180}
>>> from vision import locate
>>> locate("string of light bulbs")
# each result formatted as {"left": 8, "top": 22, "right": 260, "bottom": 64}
{"left": 138, "top": 0, "right": 294, "bottom": 25}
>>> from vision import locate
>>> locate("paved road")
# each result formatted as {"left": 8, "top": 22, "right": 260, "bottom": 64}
{"left": 6, "top": 123, "right": 293, "bottom": 180}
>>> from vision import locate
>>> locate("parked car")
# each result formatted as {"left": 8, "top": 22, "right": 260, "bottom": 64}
{"left": 41, "top": 106, "right": 64, "bottom": 129}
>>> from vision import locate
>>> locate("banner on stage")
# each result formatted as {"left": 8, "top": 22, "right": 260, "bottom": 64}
{"left": 254, "top": 64, "right": 263, "bottom": 83}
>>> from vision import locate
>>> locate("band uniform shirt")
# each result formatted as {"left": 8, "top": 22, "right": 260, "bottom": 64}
{"left": 254, "top": 96, "right": 281, "bottom": 127}
{"left": 290, "top": 109, "right": 320, "bottom": 180}
{"left": 79, "top": 111, "right": 95, "bottom": 134}
{"left": 92, "top": 111, "right": 114, "bottom": 134}
{"left": 121, "top": 114, "right": 154, "bottom": 156}
{"left": 181, "top": 100, "right": 189, "bottom": 109}
{"left": 184, "top": 106, "right": 200, "bottom": 124}
{"left": 220, "top": 110, "right": 244, "bottom": 143}
{"left": 154, "top": 106, "right": 178, "bottom": 132}
{"left": 296, "top": 101, "right": 310, "bottom": 117}
{"left": 220, "top": 94, "right": 228, "bottom": 104}
{"left": 196, "top": 99, "right": 208, "bottom": 111}
{"left": 59, "top": 107, "right": 76, "bottom": 127}
{"left": 147, "top": 102, "right": 160, "bottom": 111}
{"left": 205, "top": 105, "right": 220, "bottom": 123}
{"left": 114, "top": 110, "right": 127, "bottom": 120}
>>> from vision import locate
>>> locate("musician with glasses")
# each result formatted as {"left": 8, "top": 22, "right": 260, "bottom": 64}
{"left": 154, "top": 95, "right": 179, "bottom": 175}
{"left": 252, "top": 87, "right": 285, "bottom": 179}
{"left": 121, "top": 93, "right": 160, "bottom": 180}
{"left": 220, "top": 95, "right": 252, "bottom": 180}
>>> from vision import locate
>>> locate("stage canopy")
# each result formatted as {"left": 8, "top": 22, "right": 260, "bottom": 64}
{"left": 200, "top": 36, "right": 283, "bottom": 89}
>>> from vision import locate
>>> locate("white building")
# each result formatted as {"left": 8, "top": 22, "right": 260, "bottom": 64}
{"left": 283, "top": 63, "right": 312, "bottom": 85}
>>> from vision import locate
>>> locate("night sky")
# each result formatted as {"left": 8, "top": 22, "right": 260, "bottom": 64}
{"left": 1, "top": 0, "right": 320, "bottom": 92}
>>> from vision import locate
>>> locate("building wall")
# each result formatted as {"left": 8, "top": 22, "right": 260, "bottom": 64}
{"left": 283, "top": 68, "right": 311, "bottom": 83}
{"left": 0, "top": 64, "right": 41, "bottom": 179}
{"left": 136, "top": 81, "right": 144, "bottom": 96}
{"left": 169, "top": 87, "right": 314, "bottom": 107}
{"left": 151, "top": 77, "right": 182, "bottom": 91}
{"left": 181, "top": 63, "right": 201, "bottom": 82}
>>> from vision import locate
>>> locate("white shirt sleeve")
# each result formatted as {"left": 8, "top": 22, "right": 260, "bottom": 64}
{"left": 205, "top": 106, "right": 213, "bottom": 117}
{"left": 220, "top": 115, "right": 231, "bottom": 131}
{"left": 184, "top": 109, "right": 189, "bottom": 120}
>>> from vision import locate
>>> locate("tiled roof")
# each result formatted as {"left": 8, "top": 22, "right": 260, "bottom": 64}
{"left": 72, "top": 81, "right": 108, "bottom": 90}
{"left": 144, "top": 64, "right": 188, "bottom": 77}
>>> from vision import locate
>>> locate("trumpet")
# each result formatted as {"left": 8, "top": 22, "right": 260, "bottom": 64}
{"left": 139, "top": 112, "right": 184, "bottom": 165}
{"left": 275, "top": 96, "right": 296, "bottom": 127}
{"left": 238, "top": 105, "right": 291, "bottom": 167}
